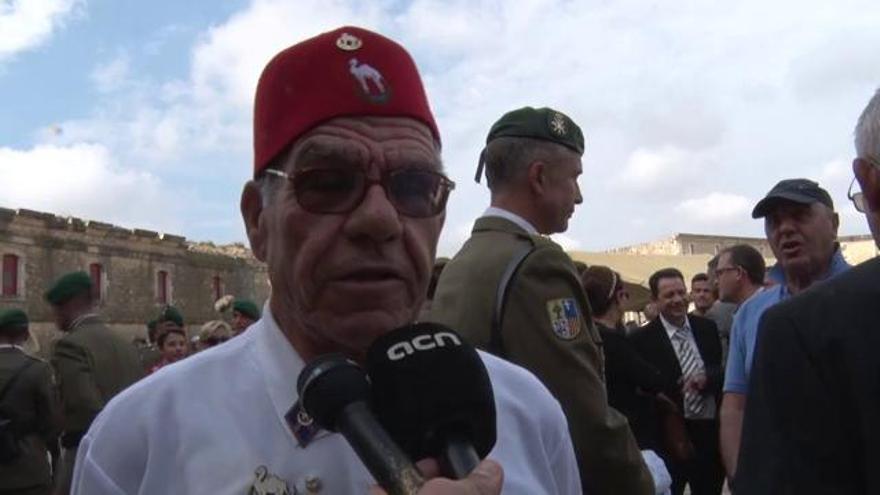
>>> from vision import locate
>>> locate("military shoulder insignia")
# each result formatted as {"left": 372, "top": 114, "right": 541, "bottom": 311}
{"left": 549, "top": 112, "right": 567, "bottom": 136}
{"left": 546, "top": 298, "right": 581, "bottom": 340}
{"left": 336, "top": 32, "right": 362, "bottom": 51}
{"left": 249, "top": 466, "right": 291, "bottom": 495}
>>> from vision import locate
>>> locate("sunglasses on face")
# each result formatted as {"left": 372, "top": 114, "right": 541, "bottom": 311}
{"left": 204, "top": 337, "right": 228, "bottom": 346}
{"left": 264, "top": 167, "right": 456, "bottom": 218}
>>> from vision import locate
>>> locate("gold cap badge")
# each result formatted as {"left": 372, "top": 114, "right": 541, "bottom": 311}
{"left": 336, "top": 33, "right": 362, "bottom": 51}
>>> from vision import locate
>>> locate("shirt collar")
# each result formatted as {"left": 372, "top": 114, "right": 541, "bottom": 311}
{"left": 659, "top": 313, "right": 691, "bottom": 340}
{"left": 250, "top": 303, "right": 307, "bottom": 427}
{"left": 766, "top": 245, "right": 851, "bottom": 286}
{"left": 482, "top": 206, "right": 538, "bottom": 235}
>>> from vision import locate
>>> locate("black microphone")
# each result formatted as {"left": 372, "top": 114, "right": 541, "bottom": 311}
{"left": 366, "top": 323, "right": 497, "bottom": 479}
{"left": 296, "top": 354, "right": 424, "bottom": 495}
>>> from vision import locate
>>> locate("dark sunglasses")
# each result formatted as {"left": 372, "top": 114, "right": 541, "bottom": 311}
{"left": 204, "top": 337, "right": 229, "bottom": 346}
{"left": 265, "top": 167, "right": 455, "bottom": 218}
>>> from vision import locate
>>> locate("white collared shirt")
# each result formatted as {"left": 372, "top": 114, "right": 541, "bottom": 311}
{"left": 658, "top": 313, "right": 717, "bottom": 420}
{"left": 483, "top": 207, "right": 539, "bottom": 235}
{"left": 72, "top": 306, "right": 580, "bottom": 494}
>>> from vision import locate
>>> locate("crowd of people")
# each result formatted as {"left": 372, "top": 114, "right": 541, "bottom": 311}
{"left": 0, "top": 25, "right": 878, "bottom": 495}
{"left": 0, "top": 270, "right": 262, "bottom": 495}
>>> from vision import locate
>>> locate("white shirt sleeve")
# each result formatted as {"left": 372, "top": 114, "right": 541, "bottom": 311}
{"left": 72, "top": 434, "right": 126, "bottom": 495}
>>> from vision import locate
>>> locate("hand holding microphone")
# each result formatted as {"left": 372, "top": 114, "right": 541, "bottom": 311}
{"left": 370, "top": 459, "right": 504, "bottom": 495}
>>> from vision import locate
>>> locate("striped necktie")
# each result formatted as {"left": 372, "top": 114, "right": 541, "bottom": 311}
{"left": 672, "top": 328, "right": 705, "bottom": 416}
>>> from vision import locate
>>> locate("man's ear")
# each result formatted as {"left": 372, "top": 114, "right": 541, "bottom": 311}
{"left": 855, "top": 159, "right": 880, "bottom": 213}
{"left": 241, "top": 181, "right": 268, "bottom": 262}
{"left": 527, "top": 161, "right": 547, "bottom": 195}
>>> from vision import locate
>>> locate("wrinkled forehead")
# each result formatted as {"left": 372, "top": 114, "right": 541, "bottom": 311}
{"left": 658, "top": 276, "right": 686, "bottom": 293}
{"left": 282, "top": 116, "right": 442, "bottom": 173}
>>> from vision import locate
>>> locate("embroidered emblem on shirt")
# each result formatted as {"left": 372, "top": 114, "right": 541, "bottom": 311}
{"left": 349, "top": 58, "right": 391, "bottom": 104}
{"left": 547, "top": 298, "right": 581, "bottom": 340}
{"left": 249, "top": 466, "right": 291, "bottom": 495}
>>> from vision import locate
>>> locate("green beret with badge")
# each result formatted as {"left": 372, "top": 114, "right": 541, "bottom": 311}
{"left": 476, "top": 106, "right": 584, "bottom": 182}
{"left": 45, "top": 271, "right": 93, "bottom": 306}
{"left": 0, "top": 308, "right": 28, "bottom": 332}
{"left": 233, "top": 300, "right": 261, "bottom": 320}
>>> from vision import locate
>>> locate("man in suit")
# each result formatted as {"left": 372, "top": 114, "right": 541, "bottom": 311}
{"left": 429, "top": 107, "right": 654, "bottom": 494}
{"left": 630, "top": 268, "right": 724, "bottom": 495}
{"left": 735, "top": 89, "right": 880, "bottom": 494}
{"left": 46, "top": 271, "right": 143, "bottom": 495}
{"left": 0, "top": 309, "right": 60, "bottom": 495}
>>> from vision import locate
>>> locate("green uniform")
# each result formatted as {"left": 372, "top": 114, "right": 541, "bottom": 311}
{"left": 0, "top": 347, "right": 60, "bottom": 494}
{"left": 50, "top": 315, "right": 143, "bottom": 493}
{"left": 428, "top": 216, "right": 653, "bottom": 494}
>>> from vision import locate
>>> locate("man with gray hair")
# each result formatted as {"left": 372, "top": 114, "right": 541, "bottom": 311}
{"left": 735, "top": 89, "right": 880, "bottom": 493}
{"left": 718, "top": 177, "right": 850, "bottom": 479}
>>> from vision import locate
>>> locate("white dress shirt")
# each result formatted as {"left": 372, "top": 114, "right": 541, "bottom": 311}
{"left": 72, "top": 306, "right": 581, "bottom": 494}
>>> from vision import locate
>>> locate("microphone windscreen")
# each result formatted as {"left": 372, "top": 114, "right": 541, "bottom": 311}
{"left": 366, "top": 322, "right": 496, "bottom": 461}
{"left": 297, "top": 354, "right": 371, "bottom": 431}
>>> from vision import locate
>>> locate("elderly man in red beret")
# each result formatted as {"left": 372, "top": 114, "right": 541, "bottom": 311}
{"left": 70, "top": 27, "right": 580, "bottom": 495}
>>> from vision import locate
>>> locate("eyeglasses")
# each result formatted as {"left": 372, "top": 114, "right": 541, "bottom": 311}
{"left": 848, "top": 157, "right": 880, "bottom": 213}
{"left": 204, "top": 337, "right": 229, "bottom": 346}
{"left": 265, "top": 167, "right": 455, "bottom": 218}
{"left": 714, "top": 266, "right": 740, "bottom": 276}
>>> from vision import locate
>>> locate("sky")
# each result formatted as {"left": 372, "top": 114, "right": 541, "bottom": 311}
{"left": 1, "top": 0, "right": 878, "bottom": 256}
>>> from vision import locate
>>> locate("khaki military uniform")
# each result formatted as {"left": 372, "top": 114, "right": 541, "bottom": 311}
{"left": 428, "top": 216, "right": 653, "bottom": 494}
{"left": 50, "top": 315, "right": 143, "bottom": 494}
{"left": 0, "top": 346, "right": 61, "bottom": 495}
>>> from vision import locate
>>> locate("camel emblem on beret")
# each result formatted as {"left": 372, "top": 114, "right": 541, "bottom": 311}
{"left": 349, "top": 58, "right": 391, "bottom": 104}
{"left": 249, "top": 466, "right": 290, "bottom": 495}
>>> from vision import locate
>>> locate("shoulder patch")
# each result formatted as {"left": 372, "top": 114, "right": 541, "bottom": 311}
{"left": 546, "top": 298, "right": 581, "bottom": 340}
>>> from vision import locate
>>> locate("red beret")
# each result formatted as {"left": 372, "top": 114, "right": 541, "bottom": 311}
{"left": 253, "top": 26, "right": 440, "bottom": 176}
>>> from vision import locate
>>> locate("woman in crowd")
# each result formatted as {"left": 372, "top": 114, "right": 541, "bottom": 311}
{"left": 581, "top": 265, "right": 672, "bottom": 450}
{"left": 149, "top": 325, "right": 188, "bottom": 374}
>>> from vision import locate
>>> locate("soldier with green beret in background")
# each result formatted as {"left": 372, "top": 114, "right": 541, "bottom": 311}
{"left": 45, "top": 271, "right": 143, "bottom": 495}
{"left": 428, "top": 106, "right": 660, "bottom": 494}
{"left": 231, "top": 299, "right": 260, "bottom": 335}
{"left": 0, "top": 308, "right": 61, "bottom": 495}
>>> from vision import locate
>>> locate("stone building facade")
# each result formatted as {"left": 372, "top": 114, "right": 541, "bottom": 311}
{"left": 605, "top": 232, "right": 877, "bottom": 265}
{"left": 0, "top": 208, "right": 269, "bottom": 357}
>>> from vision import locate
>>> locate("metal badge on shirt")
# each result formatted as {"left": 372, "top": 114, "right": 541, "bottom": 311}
{"left": 546, "top": 298, "right": 581, "bottom": 340}
{"left": 249, "top": 466, "right": 291, "bottom": 495}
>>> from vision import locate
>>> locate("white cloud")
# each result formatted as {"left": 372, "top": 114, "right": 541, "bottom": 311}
{"left": 0, "top": 0, "right": 80, "bottom": 62}
{"left": 0, "top": 144, "right": 181, "bottom": 233}
{"left": 91, "top": 52, "right": 130, "bottom": 93}
{"left": 21, "top": 0, "right": 879, "bottom": 251}
{"left": 674, "top": 193, "right": 752, "bottom": 224}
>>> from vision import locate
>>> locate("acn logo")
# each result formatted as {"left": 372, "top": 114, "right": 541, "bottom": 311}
{"left": 386, "top": 332, "right": 462, "bottom": 361}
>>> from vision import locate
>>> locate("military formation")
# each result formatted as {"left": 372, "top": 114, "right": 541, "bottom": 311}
{"left": 1, "top": 24, "right": 879, "bottom": 495}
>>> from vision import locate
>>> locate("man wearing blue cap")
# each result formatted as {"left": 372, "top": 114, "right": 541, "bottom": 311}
{"left": 735, "top": 88, "right": 880, "bottom": 494}
{"left": 718, "top": 179, "right": 850, "bottom": 481}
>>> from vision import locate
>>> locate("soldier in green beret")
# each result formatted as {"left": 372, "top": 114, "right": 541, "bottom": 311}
{"left": 0, "top": 309, "right": 61, "bottom": 495}
{"left": 45, "top": 272, "right": 143, "bottom": 494}
{"left": 135, "top": 319, "right": 163, "bottom": 372}
{"left": 428, "top": 107, "right": 655, "bottom": 494}
{"left": 231, "top": 299, "right": 260, "bottom": 335}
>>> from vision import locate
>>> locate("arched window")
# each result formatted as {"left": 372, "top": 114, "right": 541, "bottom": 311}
{"left": 212, "top": 276, "right": 223, "bottom": 302}
{"left": 90, "top": 263, "right": 103, "bottom": 299}
{"left": 2, "top": 254, "right": 18, "bottom": 297}
{"left": 157, "top": 270, "right": 169, "bottom": 304}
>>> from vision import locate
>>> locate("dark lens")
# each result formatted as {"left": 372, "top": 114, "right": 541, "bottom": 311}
{"left": 853, "top": 192, "right": 866, "bottom": 213}
{"left": 294, "top": 169, "right": 363, "bottom": 213}
{"left": 387, "top": 169, "right": 447, "bottom": 217}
